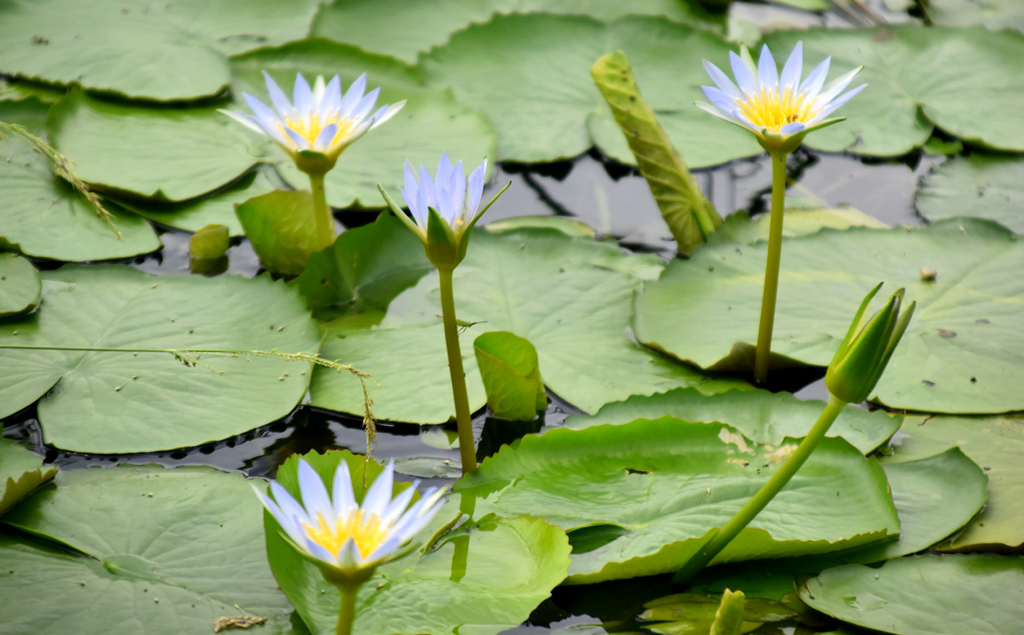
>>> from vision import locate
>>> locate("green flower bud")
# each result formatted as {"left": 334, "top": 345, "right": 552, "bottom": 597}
{"left": 825, "top": 283, "right": 916, "bottom": 404}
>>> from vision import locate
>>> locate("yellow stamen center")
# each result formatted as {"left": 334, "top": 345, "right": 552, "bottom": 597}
{"left": 302, "top": 509, "right": 391, "bottom": 559}
{"left": 277, "top": 111, "right": 358, "bottom": 150}
{"left": 736, "top": 86, "right": 822, "bottom": 133}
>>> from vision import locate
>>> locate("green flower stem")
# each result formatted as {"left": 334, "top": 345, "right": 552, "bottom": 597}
{"left": 754, "top": 151, "right": 789, "bottom": 384}
{"left": 438, "top": 268, "right": 478, "bottom": 473}
{"left": 673, "top": 393, "right": 847, "bottom": 586}
{"left": 308, "top": 171, "right": 336, "bottom": 251}
{"left": 335, "top": 584, "right": 358, "bottom": 635}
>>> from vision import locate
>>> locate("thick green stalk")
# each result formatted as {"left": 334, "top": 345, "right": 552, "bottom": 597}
{"left": 335, "top": 585, "right": 358, "bottom": 635}
{"left": 308, "top": 171, "right": 336, "bottom": 251}
{"left": 753, "top": 152, "right": 789, "bottom": 384}
{"left": 673, "top": 394, "right": 847, "bottom": 585}
{"left": 438, "top": 268, "right": 477, "bottom": 473}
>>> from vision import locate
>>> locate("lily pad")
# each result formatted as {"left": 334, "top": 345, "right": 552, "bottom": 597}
{"left": 0, "top": 464, "right": 299, "bottom": 634}
{"left": 801, "top": 554, "right": 1024, "bottom": 635}
{"left": 0, "top": 0, "right": 322, "bottom": 101}
{"left": 916, "top": 154, "right": 1024, "bottom": 233}
{"left": 265, "top": 450, "right": 572, "bottom": 635}
{"left": 0, "top": 99, "right": 161, "bottom": 261}
{"left": 0, "top": 253, "right": 41, "bottom": 317}
{"left": 886, "top": 414, "right": 1024, "bottom": 551}
{"left": 928, "top": 0, "right": 1024, "bottom": 31}
{"left": 47, "top": 90, "right": 268, "bottom": 202}
{"left": 763, "top": 26, "right": 1024, "bottom": 156}
{"left": 634, "top": 218, "right": 1024, "bottom": 414}
{"left": 708, "top": 208, "right": 888, "bottom": 246}
{"left": 474, "top": 331, "right": 547, "bottom": 421}
{"left": 311, "top": 226, "right": 746, "bottom": 423}
{"left": 236, "top": 189, "right": 320, "bottom": 276}
{"left": 0, "top": 265, "right": 322, "bottom": 453}
{"left": 230, "top": 40, "right": 498, "bottom": 210}
{"left": 311, "top": 0, "right": 711, "bottom": 64}
{"left": 562, "top": 387, "right": 901, "bottom": 454}
{"left": 420, "top": 14, "right": 760, "bottom": 165}
{"left": 0, "top": 436, "right": 55, "bottom": 515}
{"left": 457, "top": 417, "right": 900, "bottom": 583}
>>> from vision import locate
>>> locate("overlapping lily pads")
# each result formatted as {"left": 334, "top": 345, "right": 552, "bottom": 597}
{"left": 763, "top": 26, "right": 1024, "bottom": 156}
{"left": 635, "top": 218, "right": 1024, "bottom": 413}
{"left": 562, "top": 387, "right": 901, "bottom": 454}
{"left": 886, "top": 414, "right": 1024, "bottom": 551}
{"left": 0, "top": 265, "right": 321, "bottom": 453}
{"left": 0, "top": 99, "right": 160, "bottom": 260}
{"left": 916, "top": 154, "right": 1024, "bottom": 232}
{"left": 310, "top": 223, "right": 746, "bottom": 423}
{"left": 420, "top": 14, "right": 760, "bottom": 165}
{"left": 0, "top": 0, "right": 323, "bottom": 101}
{"left": 802, "top": 554, "right": 1024, "bottom": 635}
{"left": 457, "top": 417, "right": 900, "bottom": 583}
{"left": 0, "top": 253, "right": 41, "bottom": 317}
{"left": 0, "top": 464, "right": 299, "bottom": 634}
{"left": 0, "top": 435, "right": 55, "bottom": 515}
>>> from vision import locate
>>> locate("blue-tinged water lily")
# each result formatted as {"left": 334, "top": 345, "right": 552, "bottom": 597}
{"left": 221, "top": 71, "right": 405, "bottom": 174}
{"left": 697, "top": 42, "right": 865, "bottom": 155}
{"left": 379, "top": 153, "right": 509, "bottom": 270}
{"left": 253, "top": 458, "right": 446, "bottom": 584}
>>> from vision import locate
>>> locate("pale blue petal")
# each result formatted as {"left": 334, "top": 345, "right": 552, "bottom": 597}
{"left": 702, "top": 60, "right": 743, "bottom": 100}
{"left": 301, "top": 532, "right": 337, "bottom": 565}
{"left": 270, "top": 481, "right": 310, "bottom": 528}
{"left": 365, "top": 535, "right": 403, "bottom": 563}
{"left": 349, "top": 87, "right": 381, "bottom": 124}
{"left": 312, "top": 76, "right": 327, "bottom": 107}
{"left": 799, "top": 56, "right": 831, "bottom": 102}
{"left": 369, "top": 101, "right": 406, "bottom": 129}
{"left": 415, "top": 184, "right": 430, "bottom": 228}
{"left": 368, "top": 104, "right": 389, "bottom": 127}
{"left": 361, "top": 460, "right": 394, "bottom": 518}
{"left": 331, "top": 460, "right": 357, "bottom": 519}
{"left": 467, "top": 160, "right": 486, "bottom": 215}
{"left": 252, "top": 483, "right": 307, "bottom": 547}
{"left": 262, "top": 71, "right": 294, "bottom": 118}
{"left": 780, "top": 121, "right": 806, "bottom": 135}
{"left": 815, "top": 67, "right": 862, "bottom": 107}
{"left": 338, "top": 73, "right": 367, "bottom": 117}
{"left": 393, "top": 489, "right": 447, "bottom": 543}
{"left": 436, "top": 185, "right": 458, "bottom": 224}
{"left": 696, "top": 101, "right": 745, "bottom": 127}
{"left": 452, "top": 160, "right": 467, "bottom": 221}
{"left": 243, "top": 93, "right": 282, "bottom": 128}
{"left": 732, "top": 108, "right": 760, "bottom": 132}
{"left": 293, "top": 73, "right": 313, "bottom": 117}
{"left": 418, "top": 165, "right": 435, "bottom": 202}
{"left": 436, "top": 152, "right": 454, "bottom": 192}
{"left": 779, "top": 41, "right": 803, "bottom": 92}
{"left": 219, "top": 109, "right": 265, "bottom": 135}
{"left": 402, "top": 162, "right": 421, "bottom": 220}
{"left": 298, "top": 460, "right": 334, "bottom": 528}
{"left": 381, "top": 485, "right": 417, "bottom": 526}
{"left": 730, "top": 51, "right": 758, "bottom": 96}
{"left": 336, "top": 539, "right": 362, "bottom": 571}
{"left": 284, "top": 127, "right": 309, "bottom": 150}
{"left": 757, "top": 44, "right": 779, "bottom": 90}
{"left": 702, "top": 86, "right": 739, "bottom": 115}
{"left": 312, "top": 123, "right": 337, "bottom": 152}
{"left": 807, "top": 84, "right": 866, "bottom": 124}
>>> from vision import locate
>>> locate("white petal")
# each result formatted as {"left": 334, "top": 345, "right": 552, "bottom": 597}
{"left": 338, "top": 73, "right": 367, "bottom": 117}
{"left": 702, "top": 86, "right": 739, "bottom": 114}
{"left": 799, "top": 56, "right": 831, "bottom": 102}
{"left": 696, "top": 101, "right": 746, "bottom": 127}
{"left": 219, "top": 109, "right": 265, "bottom": 135}
{"left": 815, "top": 67, "right": 862, "bottom": 107}
{"left": 702, "top": 60, "right": 743, "bottom": 100}
{"left": 807, "top": 84, "right": 866, "bottom": 124}
{"left": 757, "top": 44, "right": 779, "bottom": 89}
{"left": 369, "top": 101, "right": 406, "bottom": 129}
{"left": 730, "top": 50, "right": 758, "bottom": 96}
{"left": 312, "top": 75, "right": 327, "bottom": 107}
{"left": 361, "top": 460, "right": 395, "bottom": 518}
{"left": 332, "top": 460, "right": 357, "bottom": 519}
{"left": 298, "top": 460, "right": 334, "bottom": 528}
{"left": 380, "top": 485, "right": 417, "bottom": 526}
{"left": 779, "top": 41, "right": 803, "bottom": 92}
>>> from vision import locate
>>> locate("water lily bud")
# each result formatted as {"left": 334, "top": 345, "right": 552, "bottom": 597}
{"left": 825, "top": 284, "right": 916, "bottom": 404}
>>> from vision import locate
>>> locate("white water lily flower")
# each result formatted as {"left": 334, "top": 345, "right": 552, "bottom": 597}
{"left": 400, "top": 152, "right": 488, "bottom": 233}
{"left": 697, "top": 42, "right": 866, "bottom": 153}
{"left": 221, "top": 71, "right": 405, "bottom": 166}
{"left": 253, "top": 459, "right": 446, "bottom": 577}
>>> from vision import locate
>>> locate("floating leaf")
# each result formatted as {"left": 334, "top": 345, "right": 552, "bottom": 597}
{"left": 266, "top": 450, "right": 571, "bottom": 635}
{"left": 927, "top": 0, "right": 1024, "bottom": 31}
{"left": 0, "top": 253, "right": 41, "bottom": 318}
{"left": 188, "top": 224, "right": 229, "bottom": 260}
{"left": 457, "top": 417, "right": 900, "bottom": 583}
{"left": 230, "top": 40, "right": 498, "bottom": 209}
{"left": 0, "top": 98, "right": 160, "bottom": 261}
{"left": 0, "top": 0, "right": 323, "bottom": 100}
{"left": 47, "top": 90, "right": 268, "bottom": 202}
{"left": 886, "top": 414, "right": 1024, "bottom": 551}
{"left": 763, "top": 26, "right": 1024, "bottom": 156}
{"left": 708, "top": 208, "right": 888, "bottom": 246}
{"left": 635, "top": 218, "right": 1024, "bottom": 413}
{"left": 0, "top": 265, "right": 321, "bottom": 453}
{"left": 421, "top": 14, "right": 760, "bottom": 165}
{"left": 485, "top": 215, "right": 597, "bottom": 238}
{"left": 916, "top": 154, "right": 1024, "bottom": 233}
{"left": 311, "top": 227, "right": 745, "bottom": 423}
{"left": 0, "top": 464, "right": 299, "bottom": 634}
{"left": 801, "top": 554, "right": 1024, "bottom": 635}
{"left": 474, "top": 331, "right": 547, "bottom": 421}
{"left": 236, "top": 189, "right": 319, "bottom": 276}
{"left": 0, "top": 436, "right": 55, "bottom": 515}
{"left": 563, "top": 387, "right": 901, "bottom": 454}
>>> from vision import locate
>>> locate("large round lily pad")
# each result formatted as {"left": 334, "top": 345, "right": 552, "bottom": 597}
{"left": 310, "top": 224, "right": 746, "bottom": 423}
{"left": 0, "top": 265, "right": 322, "bottom": 453}
{"left": 0, "top": 0, "right": 322, "bottom": 101}
{"left": 886, "top": 414, "right": 1024, "bottom": 551}
{"left": 230, "top": 40, "right": 498, "bottom": 210}
{"left": 763, "top": 26, "right": 1024, "bottom": 156}
{"left": 420, "top": 14, "right": 760, "bottom": 165}
{"left": 801, "top": 554, "right": 1024, "bottom": 635}
{"left": 916, "top": 154, "right": 1024, "bottom": 232}
{"left": 0, "top": 98, "right": 160, "bottom": 260}
{"left": 457, "top": 417, "right": 900, "bottom": 583}
{"left": 635, "top": 218, "right": 1024, "bottom": 414}
{"left": 0, "top": 464, "right": 300, "bottom": 634}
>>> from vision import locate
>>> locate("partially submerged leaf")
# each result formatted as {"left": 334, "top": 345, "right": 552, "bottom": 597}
{"left": 474, "top": 331, "right": 547, "bottom": 421}
{"left": 0, "top": 253, "right": 41, "bottom": 318}
{"left": 0, "top": 436, "right": 55, "bottom": 516}
{"left": 236, "top": 189, "right": 319, "bottom": 276}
